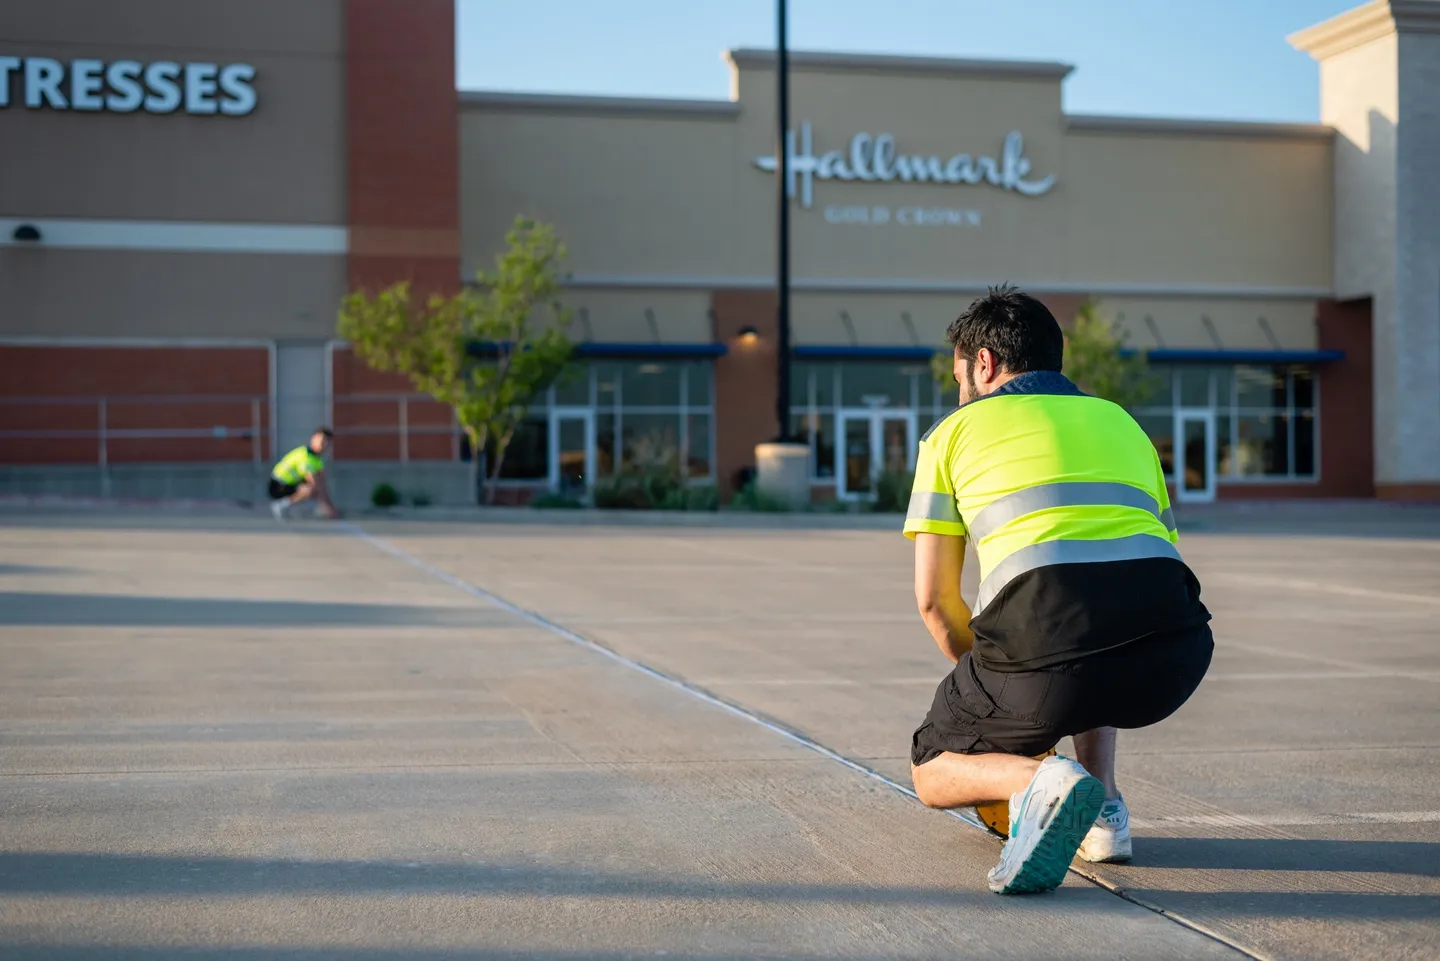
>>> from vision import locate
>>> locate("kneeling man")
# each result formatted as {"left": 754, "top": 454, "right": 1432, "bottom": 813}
{"left": 268, "top": 427, "right": 340, "bottom": 520}
{"left": 905, "top": 285, "right": 1213, "bottom": 894}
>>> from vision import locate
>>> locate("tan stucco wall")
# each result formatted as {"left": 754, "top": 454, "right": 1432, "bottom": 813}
{"left": 563, "top": 288, "right": 714, "bottom": 344}
{"left": 1099, "top": 297, "right": 1318, "bottom": 352}
{"left": 460, "top": 109, "right": 743, "bottom": 280}
{"left": 1320, "top": 33, "right": 1398, "bottom": 301}
{"left": 0, "top": 0, "right": 346, "bottom": 225}
{"left": 461, "top": 58, "right": 1333, "bottom": 302}
{"left": 0, "top": 249, "right": 346, "bottom": 339}
{"left": 0, "top": 0, "right": 348, "bottom": 341}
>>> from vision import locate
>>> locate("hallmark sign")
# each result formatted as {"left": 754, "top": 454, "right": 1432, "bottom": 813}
{"left": 754, "top": 122, "right": 1055, "bottom": 208}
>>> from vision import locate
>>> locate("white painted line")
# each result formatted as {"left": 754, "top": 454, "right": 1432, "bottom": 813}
{"left": 1135, "top": 811, "right": 1440, "bottom": 828}
{"left": 1210, "top": 572, "right": 1440, "bottom": 607}
{"left": 1218, "top": 640, "right": 1440, "bottom": 684}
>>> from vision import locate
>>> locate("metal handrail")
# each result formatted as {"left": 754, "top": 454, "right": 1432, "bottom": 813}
{"left": 0, "top": 392, "right": 460, "bottom": 472}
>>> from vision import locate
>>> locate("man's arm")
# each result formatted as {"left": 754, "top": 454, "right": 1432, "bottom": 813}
{"left": 913, "top": 532, "right": 975, "bottom": 663}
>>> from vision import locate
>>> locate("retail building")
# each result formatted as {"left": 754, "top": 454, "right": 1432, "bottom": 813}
{"left": 3, "top": 0, "right": 1438, "bottom": 504}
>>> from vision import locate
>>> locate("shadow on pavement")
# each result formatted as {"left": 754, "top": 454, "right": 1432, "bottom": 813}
{"left": 1134, "top": 836, "right": 1440, "bottom": 878}
{"left": 0, "top": 564, "right": 77, "bottom": 576}
{"left": 0, "top": 851, "right": 1067, "bottom": 910}
{"left": 0, "top": 592, "right": 518, "bottom": 628}
{"left": 0, "top": 949, "right": 935, "bottom": 960}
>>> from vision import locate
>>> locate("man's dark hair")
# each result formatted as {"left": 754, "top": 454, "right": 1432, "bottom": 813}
{"left": 945, "top": 283, "right": 1064, "bottom": 374}
{"left": 316, "top": 426, "right": 334, "bottom": 438}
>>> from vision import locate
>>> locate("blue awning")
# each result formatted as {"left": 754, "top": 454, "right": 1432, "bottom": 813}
{"left": 1129, "top": 349, "right": 1346, "bottom": 364}
{"left": 469, "top": 341, "right": 728, "bottom": 359}
{"left": 574, "top": 342, "right": 728, "bottom": 358}
{"left": 793, "top": 345, "right": 939, "bottom": 361}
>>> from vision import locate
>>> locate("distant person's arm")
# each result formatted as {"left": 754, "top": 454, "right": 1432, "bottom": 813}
{"left": 913, "top": 532, "right": 975, "bottom": 662}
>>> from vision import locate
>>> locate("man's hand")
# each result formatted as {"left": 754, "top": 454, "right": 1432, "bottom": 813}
{"left": 914, "top": 532, "right": 975, "bottom": 663}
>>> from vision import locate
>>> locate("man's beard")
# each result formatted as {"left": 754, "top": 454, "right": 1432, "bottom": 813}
{"left": 958, "top": 364, "right": 979, "bottom": 405}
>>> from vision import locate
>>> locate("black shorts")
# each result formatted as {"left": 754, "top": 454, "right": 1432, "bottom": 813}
{"left": 911, "top": 624, "right": 1214, "bottom": 767}
{"left": 267, "top": 478, "right": 299, "bottom": 500}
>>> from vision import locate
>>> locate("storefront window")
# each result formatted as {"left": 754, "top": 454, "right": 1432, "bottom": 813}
{"left": 840, "top": 363, "right": 912, "bottom": 408}
{"left": 485, "top": 417, "right": 548, "bottom": 480}
{"left": 553, "top": 367, "right": 590, "bottom": 406}
{"left": 620, "top": 412, "right": 682, "bottom": 473}
{"left": 790, "top": 361, "right": 947, "bottom": 482}
{"left": 1129, "top": 364, "right": 1317, "bottom": 482}
{"left": 1131, "top": 413, "right": 1175, "bottom": 476}
{"left": 686, "top": 414, "right": 711, "bottom": 478}
{"left": 622, "top": 362, "right": 683, "bottom": 407}
{"left": 480, "top": 359, "right": 715, "bottom": 486}
{"left": 1235, "top": 413, "right": 1289, "bottom": 476}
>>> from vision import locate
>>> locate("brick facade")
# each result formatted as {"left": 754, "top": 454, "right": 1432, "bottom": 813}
{"left": 0, "top": 345, "right": 270, "bottom": 464}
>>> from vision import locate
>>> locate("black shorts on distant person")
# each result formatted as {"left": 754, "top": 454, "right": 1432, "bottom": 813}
{"left": 267, "top": 478, "right": 299, "bottom": 500}
{"left": 910, "top": 624, "right": 1214, "bottom": 767}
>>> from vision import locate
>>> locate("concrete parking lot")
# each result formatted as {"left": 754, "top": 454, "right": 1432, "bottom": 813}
{"left": 2, "top": 504, "right": 1438, "bottom": 959}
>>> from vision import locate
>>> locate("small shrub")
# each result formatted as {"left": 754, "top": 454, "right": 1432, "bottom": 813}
{"left": 530, "top": 491, "right": 585, "bottom": 509}
{"left": 683, "top": 484, "right": 719, "bottom": 512}
{"left": 371, "top": 482, "right": 400, "bottom": 508}
{"left": 731, "top": 480, "right": 792, "bottom": 513}
{"left": 874, "top": 470, "right": 915, "bottom": 514}
{"left": 592, "top": 478, "right": 654, "bottom": 510}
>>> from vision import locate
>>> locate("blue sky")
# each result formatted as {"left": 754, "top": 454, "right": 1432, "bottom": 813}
{"left": 456, "top": 0, "right": 1357, "bottom": 123}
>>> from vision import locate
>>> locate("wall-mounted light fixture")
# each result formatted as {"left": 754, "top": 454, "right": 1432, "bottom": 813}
{"left": 12, "top": 224, "right": 42, "bottom": 243}
{"left": 738, "top": 325, "right": 759, "bottom": 345}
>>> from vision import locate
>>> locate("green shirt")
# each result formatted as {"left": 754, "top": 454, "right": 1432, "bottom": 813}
{"left": 272, "top": 445, "right": 324, "bottom": 484}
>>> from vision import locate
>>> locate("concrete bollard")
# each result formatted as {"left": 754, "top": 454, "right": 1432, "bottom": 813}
{"left": 754, "top": 442, "right": 811, "bottom": 510}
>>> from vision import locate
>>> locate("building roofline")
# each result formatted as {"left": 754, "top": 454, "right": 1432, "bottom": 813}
{"left": 459, "top": 90, "right": 740, "bottom": 119}
{"left": 724, "top": 48, "right": 1074, "bottom": 80}
{"left": 1066, "top": 114, "right": 1334, "bottom": 141}
{"left": 1288, "top": 0, "right": 1440, "bottom": 60}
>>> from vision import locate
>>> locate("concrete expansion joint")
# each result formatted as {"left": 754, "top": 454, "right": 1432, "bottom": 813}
{"left": 343, "top": 520, "right": 1273, "bottom": 958}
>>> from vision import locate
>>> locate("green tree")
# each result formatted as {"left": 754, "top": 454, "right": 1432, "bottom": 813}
{"left": 928, "top": 297, "right": 1157, "bottom": 409}
{"left": 1061, "top": 298, "right": 1158, "bottom": 409}
{"left": 337, "top": 216, "right": 574, "bottom": 503}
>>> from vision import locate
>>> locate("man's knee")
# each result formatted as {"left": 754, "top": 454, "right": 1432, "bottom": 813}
{"left": 911, "top": 760, "right": 946, "bottom": 808}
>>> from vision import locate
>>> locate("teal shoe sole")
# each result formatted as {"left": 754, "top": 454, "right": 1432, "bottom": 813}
{"left": 989, "top": 774, "right": 1106, "bottom": 894}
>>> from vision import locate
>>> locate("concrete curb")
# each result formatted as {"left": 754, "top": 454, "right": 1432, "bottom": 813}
{"left": 0, "top": 493, "right": 253, "bottom": 513}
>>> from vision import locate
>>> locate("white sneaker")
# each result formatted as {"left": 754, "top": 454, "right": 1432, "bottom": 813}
{"left": 270, "top": 499, "right": 290, "bottom": 522}
{"left": 986, "top": 756, "right": 1106, "bottom": 895}
{"left": 1077, "top": 795, "right": 1132, "bottom": 863}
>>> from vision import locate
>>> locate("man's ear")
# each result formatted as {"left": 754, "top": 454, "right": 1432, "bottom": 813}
{"left": 974, "top": 348, "right": 995, "bottom": 383}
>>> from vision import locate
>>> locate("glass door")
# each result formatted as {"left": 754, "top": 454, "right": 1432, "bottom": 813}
{"left": 1174, "top": 409, "right": 1216, "bottom": 504}
{"left": 836, "top": 410, "right": 917, "bottom": 500}
{"left": 548, "top": 407, "right": 595, "bottom": 499}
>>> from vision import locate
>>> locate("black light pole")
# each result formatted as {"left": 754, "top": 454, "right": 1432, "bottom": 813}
{"left": 774, "top": 0, "right": 792, "bottom": 442}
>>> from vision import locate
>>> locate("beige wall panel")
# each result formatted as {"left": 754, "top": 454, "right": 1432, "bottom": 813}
{"left": 1321, "top": 34, "right": 1397, "bottom": 300}
{"left": 460, "top": 110, "right": 744, "bottom": 278}
{"left": 1097, "top": 297, "right": 1318, "bottom": 352}
{"left": 565, "top": 289, "right": 712, "bottom": 343}
{"left": 792, "top": 292, "right": 972, "bottom": 346}
{"left": 1061, "top": 133, "right": 1332, "bottom": 288}
{"left": 1, "top": 0, "right": 344, "bottom": 53}
{"left": 0, "top": 0, "right": 345, "bottom": 223}
{"left": 0, "top": 249, "right": 345, "bottom": 339}
{"left": 459, "top": 63, "right": 1332, "bottom": 294}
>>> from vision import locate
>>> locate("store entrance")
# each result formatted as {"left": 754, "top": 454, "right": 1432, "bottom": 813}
{"left": 836, "top": 409, "right": 916, "bottom": 501}
{"left": 548, "top": 407, "right": 595, "bottom": 499}
{"left": 1174, "top": 408, "right": 1217, "bottom": 504}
